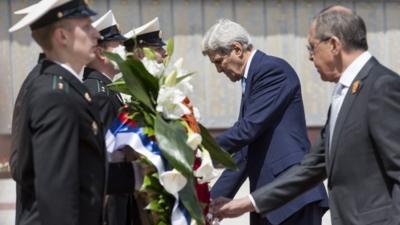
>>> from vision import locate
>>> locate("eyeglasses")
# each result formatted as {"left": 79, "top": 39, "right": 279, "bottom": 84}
{"left": 306, "top": 37, "right": 331, "bottom": 55}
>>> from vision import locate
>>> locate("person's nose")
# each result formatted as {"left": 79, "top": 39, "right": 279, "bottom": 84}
{"left": 91, "top": 26, "right": 101, "bottom": 41}
{"left": 308, "top": 53, "right": 314, "bottom": 62}
{"left": 161, "top": 48, "right": 167, "bottom": 57}
{"left": 215, "top": 65, "right": 222, "bottom": 73}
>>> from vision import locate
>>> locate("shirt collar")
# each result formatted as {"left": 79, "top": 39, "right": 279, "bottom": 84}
{"left": 338, "top": 51, "right": 371, "bottom": 88}
{"left": 243, "top": 49, "right": 257, "bottom": 79}
{"left": 53, "top": 61, "right": 84, "bottom": 83}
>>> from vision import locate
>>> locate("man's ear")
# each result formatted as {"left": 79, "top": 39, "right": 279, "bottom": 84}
{"left": 330, "top": 36, "right": 342, "bottom": 55}
{"left": 232, "top": 42, "right": 244, "bottom": 57}
{"left": 95, "top": 47, "right": 107, "bottom": 61}
{"left": 52, "top": 27, "right": 69, "bottom": 47}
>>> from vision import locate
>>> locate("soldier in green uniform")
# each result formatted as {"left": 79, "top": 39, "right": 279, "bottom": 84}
{"left": 9, "top": 1, "right": 108, "bottom": 224}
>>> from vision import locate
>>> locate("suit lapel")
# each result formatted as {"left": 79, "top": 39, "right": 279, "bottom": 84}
{"left": 328, "top": 57, "right": 378, "bottom": 175}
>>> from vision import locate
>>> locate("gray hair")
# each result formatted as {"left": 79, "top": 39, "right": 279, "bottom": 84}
{"left": 201, "top": 19, "right": 253, "bottom": 55}
{"left": 314, "top": 6, "right": 368, "bottom": 51}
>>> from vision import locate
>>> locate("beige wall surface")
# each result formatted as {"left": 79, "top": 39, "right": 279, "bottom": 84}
{"left": 1, "top": 0, "right": 400, "bottom": 132}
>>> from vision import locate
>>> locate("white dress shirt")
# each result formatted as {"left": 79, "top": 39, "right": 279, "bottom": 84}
{"left": 329, "top": 51, "right": 372, "bottom": 149}
{"left": 241, "top": 49, "right": 261, "bottom": 212}
{"left": 241, "top": 49, "right": 257, "bottom": 93}
{"left": 54, "top": 61, "right": 85, "bottom": 83}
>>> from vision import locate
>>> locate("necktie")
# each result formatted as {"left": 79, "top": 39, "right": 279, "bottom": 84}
{"left": 241, "top": 77, "right": 247, "bottom": 94}
{"left": 329, "top": 83, "right": 344, "bottom": 149}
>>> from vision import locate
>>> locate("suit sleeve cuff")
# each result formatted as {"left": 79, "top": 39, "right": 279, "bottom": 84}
{"left": 248, "top": 194, "right": 260, "bottom": 213}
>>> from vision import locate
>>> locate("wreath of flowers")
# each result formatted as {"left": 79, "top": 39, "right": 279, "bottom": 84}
{"left": 105, "top": 39, "right": 236, "bottom": 225}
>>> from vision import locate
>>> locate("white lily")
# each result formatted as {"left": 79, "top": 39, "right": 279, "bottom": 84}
{"left": 141, "top": 57, "right": 165, "bottom": 78}
{"left": 163, "top": 57, "right": 191, "bottom": 87}
{"left": 174, "top": 57, "right": 184, "bottom": 70}
{"left": 176, "top": 77, "right": 193, "bottom": 96}
{"left": 111, "top": 45, "right": 127, "bottom": 60}
{"left": 109, "top": 45, "right": 127, "bottom": 70}
{"left": 186, "top": 132, "right": 202, "bottom": 150}
{"left": 156, "top": 86, "right": 191, "bottom": 119}
{"left": 194, "top": 150, "right": 218, "bottom": 184}
{"left": 193, "top": 107, "right": 201, "bottom": 122}
{"left": 159, "top": 169, "right": 187, "bottom": 194}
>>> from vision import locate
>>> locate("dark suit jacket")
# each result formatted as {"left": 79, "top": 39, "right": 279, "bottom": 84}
{"left": 213, "top": 50, "right": 328, "bottom": 225}
{"left": 11, "top": 60, "right": 106, "bottom": 225}
{"left": 252, "top": 57, "right": 400, "bottom": 225}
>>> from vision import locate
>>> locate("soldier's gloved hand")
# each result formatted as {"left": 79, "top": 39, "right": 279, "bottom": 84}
{"left": 121, "top": 146, "right": 141, "bottom": 161}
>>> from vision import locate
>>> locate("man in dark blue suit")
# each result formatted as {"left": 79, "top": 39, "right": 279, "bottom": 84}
{"left": 202, "top": 19, "right": 328, "bottom": 225}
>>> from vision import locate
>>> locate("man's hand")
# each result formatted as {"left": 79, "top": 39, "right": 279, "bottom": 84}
{"left": 211, "top": 196, "right": 255, "bottom": 220}
{"left": 110, "top": 146, "right": 141, "bottom": 163}
{"left": 110, "top": 150, "right": 125, "bottom": 162}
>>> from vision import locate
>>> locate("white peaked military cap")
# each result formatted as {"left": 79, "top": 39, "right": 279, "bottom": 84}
{"left": 14, "top": 2, "right": 39, "bottom": 15}
{"left": 124, "top": 17, "right": 165, "bottom": 47}
{"left": 9, "top": 0, "right": 97, "bottom": 33}
{"left": 92, "top": 10, "right": 127, "bottom": 43}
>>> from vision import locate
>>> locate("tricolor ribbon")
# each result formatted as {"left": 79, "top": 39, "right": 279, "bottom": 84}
{"left": 105, "top": 112, "right": 191, "bottom": 225}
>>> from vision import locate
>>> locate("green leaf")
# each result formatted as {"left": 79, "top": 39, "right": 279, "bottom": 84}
{"left": 104, "top": 51, "right": 124, "bottom": 64}
{"left": 146, "top": 199, "right": 164, "bottom": 212}
{"left": 154, "top": 114, "right": 194, "bottom": 177}
{"left": 179, "top": 178, "right": 205, "bottom": 225}
{"left": 108, "top": 78, "right": 131, "bottom": 95}
{"left": 125, "top": 57, "right": 160, "bottom": 96}
{"left": 104, "top": 52, "right": 155, "bottom": 111}
{"left": 143, "top": 47, "right": 157, "bottom": 60}
{"left": 141, "top": 173, "right": 164, "bottom": 192}
{"left": 143, "top": 127, "right": 155, "bottom": 137}
{"left": 176, "top": 72, "right": 195, "bottom": 84}
{"left": 157, "top": 220, "right": 168, "bottom": 225}
{"left": 166, "top": 38, "right": 174, "bottom": 60}
{"left": 143, "top": 111, "right": 155, "bottom": 127}
{"left": 199, "top": 123, "right": 237, "bottom": 170}
{"left": 163, "top": 38, "right": 174, "bottom": 66}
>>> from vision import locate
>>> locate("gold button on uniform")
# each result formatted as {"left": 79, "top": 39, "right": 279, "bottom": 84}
{"left": 92, "top": 121, "right": 98, "bottom": 135}
{"left": 84, "top": 92, "right": 92, "bottom": 102}
{"left": 57, "top": 82, "right": 64, "bottom": 90}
